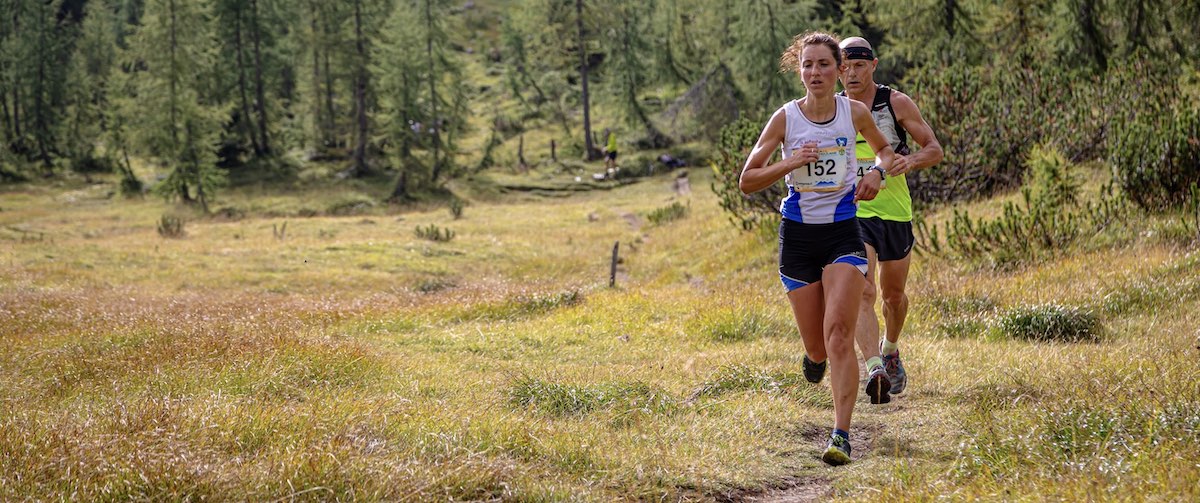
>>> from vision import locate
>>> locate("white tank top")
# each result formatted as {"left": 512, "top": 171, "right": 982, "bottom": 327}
{"left": 778, "top": 95, "right": 858, "bottom": 224}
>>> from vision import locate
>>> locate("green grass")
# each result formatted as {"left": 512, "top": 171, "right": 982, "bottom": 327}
{"left": 1, "top": 164, "right": 1198, "bottom": 501}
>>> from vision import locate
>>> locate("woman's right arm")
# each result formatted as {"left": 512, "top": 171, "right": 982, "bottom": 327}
{"left": 739, "top": 109, "right": 814, "bottom": 194}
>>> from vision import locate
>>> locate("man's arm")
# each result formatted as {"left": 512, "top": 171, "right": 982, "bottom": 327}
{"left": 892, "top": 91, "right": 944, "bottom": 172}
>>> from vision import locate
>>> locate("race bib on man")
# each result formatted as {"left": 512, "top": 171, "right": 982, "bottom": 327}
{"left": 855, "top": 156, "right": 887, "bottom": 189}
{"left": 788, "top": 145, "right": 848, "bottom": 192}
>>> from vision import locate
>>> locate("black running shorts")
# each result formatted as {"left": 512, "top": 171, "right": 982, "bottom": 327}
{"left": 858, "top": 216, "right": 914, "bottom": 261}
{"left": 779, "top": 217, "right": 868, "bottom": 291}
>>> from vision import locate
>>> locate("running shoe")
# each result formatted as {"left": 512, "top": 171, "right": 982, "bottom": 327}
{"left": 821, "top": 434, "right": 852, "bottom": 466}
{"left": 882, "top": 345, "right": 907, "bottom": 395}
{"left": 803, "top": 355, "right": 827, "bottom": 384}
{"left": 865, "top": 365, "right": 892, "bottom": 404}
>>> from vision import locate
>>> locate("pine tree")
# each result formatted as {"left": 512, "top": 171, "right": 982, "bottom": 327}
{"left": 599, "top": 0, "right": 670, "bottom": 148}
{"left": 1, "top": 0, "right": 70, "bottom": 172}
{"left": 124, "top": 0, "right": 226, "bottom": 211}
{"left": 1050, "top": 0, "right": 1109, "bottom": 74}
{"left": 377, "top": 0, "right": 468, "bottom": 196}
{"left": 60, "top": 0, "right": 120, "bottom": 179}
{"left": 727, "top": 0, "right": 811, "bottom": 117}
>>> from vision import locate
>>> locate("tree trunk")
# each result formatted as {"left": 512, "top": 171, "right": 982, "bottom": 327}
{"left": 390, "top": 170, "right": 408, "bottom": 201}
{"left": 761, "top": 0, "right": 778, "bottom": 114}
{"left": 351, "top": 0, "right": 369, "bottom": 176}
{"left": 249, "top": 0, "right": 271, "bottom": 155}
{"left": 518, "top": 134, "right": 527, "bottom": 171}
{"left": 33, "top": 0, "right": 51, "bottom": 170}
{"left": 308, "top": 1, "right": 324, "bottom": 148}
{"left": 576, "top": 0, "right": 597, "bottom": 160}
{"left": 323, "top": 48, "right": 335, "bottom": 147}
{"left": 0, "top": 89, "right": 12, "bottom": 142}
{"left": 426, "top": 0, "right": 443, "bottom": 183}
{"left": 12, "top": 86, "right": 22, "bottom": 151}
{"left": 168, "top": 0, "right": 178, "bottom": 147}
{"left": 234, "top": 7, "right": 262, "bottom": 155}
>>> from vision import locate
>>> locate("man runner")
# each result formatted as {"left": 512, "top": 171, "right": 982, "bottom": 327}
{"left": 838, "top": 37, "right": 943, "bottom": 400}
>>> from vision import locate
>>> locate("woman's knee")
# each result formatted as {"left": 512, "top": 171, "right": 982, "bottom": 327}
{"left": 824, "top": 323, "right": 856, "bottom": 354}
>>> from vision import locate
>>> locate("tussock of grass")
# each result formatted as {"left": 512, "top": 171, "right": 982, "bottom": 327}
{"left": 997, "top": 304, "right": 1101, "bottom": 342}
{"left": 953, "top": 397, "right": 1200, "bottom": 496}
{"left": 687, "top": 364, "right": 804, "bottom": 401}
{"left": 928, "top": 292, "right": 998, "bottom": 316}
{"left": 325, "top": 194, "right": 377, "bottom": 216}
{"left": 508, "top": 375, "right": 678, "bottom": 417}
{"left": 956, "top": 374, "right": 1043, "bottom": 411}
{"left": 685, "top": 306, "right": 792, "bottom": 343}
{"left": 414, "top": 276, "right": 457, "bottom": 293}
{"left": 645, "top": 201, "right": 689, "bottom": 226}
{"left": 451, "top": 290, "right": 583, "bottom": 322}
{"left": 1096, "top": 254, "right": 1200, "bottom": 316}
{"left": 934, "top": 316, "right": 991, "bottom": 339}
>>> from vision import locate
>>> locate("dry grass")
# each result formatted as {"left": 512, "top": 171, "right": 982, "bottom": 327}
{"left": 1, "top": 166, "right": 1197, "bottom": 501}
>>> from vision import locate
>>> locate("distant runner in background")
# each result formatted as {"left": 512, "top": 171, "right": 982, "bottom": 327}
{"left": 604, "top": 130, "right": 619, "bottom": 174}
{"left": 837, "top": 37, "right": 944, "bottom": 399}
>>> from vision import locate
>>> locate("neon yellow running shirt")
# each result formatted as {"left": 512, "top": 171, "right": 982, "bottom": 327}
{"left": 843, "top": 85, "right": 912, "bottom": 222}
{"left": 855, "top": 132, "right": 911, "bottom": 222}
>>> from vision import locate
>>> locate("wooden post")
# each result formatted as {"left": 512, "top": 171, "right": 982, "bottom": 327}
{"left": 551, "top": 139, "right": 557, "bottom": 162}
{"left": 518, "top": 134, "right": 527, "bottom": 172}
{"left": 609, "top": 241, "right": 619, "bottom": 287}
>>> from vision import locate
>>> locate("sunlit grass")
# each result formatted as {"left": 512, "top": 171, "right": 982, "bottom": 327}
{"left": 1, "top": 165, "right": 1198, "bottom": 500}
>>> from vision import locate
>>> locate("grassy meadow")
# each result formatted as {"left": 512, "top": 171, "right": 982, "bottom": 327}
{"left": 1, "top": 166, "right": 1198, "bottom": 501}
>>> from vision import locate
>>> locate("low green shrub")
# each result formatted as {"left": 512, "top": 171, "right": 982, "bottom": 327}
{"left": 932, "top": 145, "right": 1130, "bottom": 268}
{"left": 157, "top": 214, "right": 185, "bottom": 238}
{"left": 415, "top": 224, "right": 455, "bottom": 242}
{"left": 997, "top": 304, "right": 1100, "bottom": 343}
{"left": 645, "top": 201, "right": 688, "bottom": 226}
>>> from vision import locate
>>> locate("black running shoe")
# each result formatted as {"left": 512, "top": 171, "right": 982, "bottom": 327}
{"left": 803, "top": 355, "right": 827, "bottom": 383}
{"left": 865, "top": 365, "right": 892, "bottom": 404}
{"left": 822, "top": 434, "right": 852, "bottom": 466}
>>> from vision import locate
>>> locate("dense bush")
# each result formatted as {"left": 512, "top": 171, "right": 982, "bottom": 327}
{"left": 903, "top": 61, "right": 1109, "bottom": 204}
{"left": 1110, "top": 100, "right": 1200, "bottom": 211}
{"left": 928, "top": 145, "right": 1130, "bottom": 268}
{"left": 710, "top": 117, "right": 783, "bottom": 233}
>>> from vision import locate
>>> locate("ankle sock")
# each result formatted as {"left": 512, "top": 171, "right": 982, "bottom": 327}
{"left": 866, "top": 356, "right": 882, "bottom": 372}
{"left": 882, "top": 339, "right": 899, "bottom": 355}
{"left": 833, "top": 429, "right": 849, "bottom": 441}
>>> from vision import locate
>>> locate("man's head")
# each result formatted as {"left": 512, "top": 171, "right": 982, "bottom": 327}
{"left": 839, "top": 37, "right": 878, "bottom": 95}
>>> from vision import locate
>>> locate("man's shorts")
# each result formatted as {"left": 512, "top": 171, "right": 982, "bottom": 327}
{"left": 606, "top": 151, "right": 618, "bottom": 161}
{"left": 779, "top": 217, "right": 868, "bottom": 292}
{"left": 858, "top": 216, "right": 914, "bottom": 262}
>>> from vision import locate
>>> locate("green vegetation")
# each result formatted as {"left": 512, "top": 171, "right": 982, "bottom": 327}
{"left": 3, "top": 0, "right": 1199, "bottom": 500}
{"left": 997, "top": 304, "right": 1101, "bottom": 343}
{"left": 3, "top": 165, "right": 1197, "bottom": 500}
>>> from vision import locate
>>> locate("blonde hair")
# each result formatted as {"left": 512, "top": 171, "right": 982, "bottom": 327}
{"left": 780, "top": 31, "right": 842, "bottom": 73}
